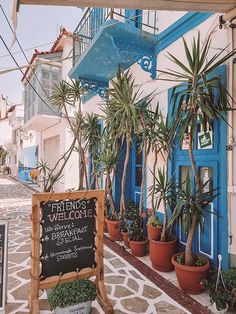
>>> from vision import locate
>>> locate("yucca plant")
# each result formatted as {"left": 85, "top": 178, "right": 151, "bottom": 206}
{"left": 147, "top": 106, "right": 178, "bottom": 241}
{"left": 97, "top": 128, "right": 121, "bottom": 215}
{"left": 150, "top": 168, "right": 176, "bottom": 242}
{"left": 103, "top": 69, "right": 153, "bottom": 214}
{"left": 50, "top": 79, "right": 88, "bottom": 190}
{"left": 159, "top": 33, "right": 235, "bottom": 265}
{"left": 82, "top": 113, "right": 102, "bottom": 189}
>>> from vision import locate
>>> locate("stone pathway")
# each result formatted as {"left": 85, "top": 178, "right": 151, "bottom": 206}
{"left": 0, "top": 176, "right": 207, "bottom": 313}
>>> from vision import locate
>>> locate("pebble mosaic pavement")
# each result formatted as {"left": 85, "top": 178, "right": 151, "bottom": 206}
{"left": 0, "top": 176, "right": 206, "bottom": 313}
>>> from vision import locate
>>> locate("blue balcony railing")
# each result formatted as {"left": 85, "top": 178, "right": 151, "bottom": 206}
{"left": 73, "top": 8, "right": 158, "bottom": 64}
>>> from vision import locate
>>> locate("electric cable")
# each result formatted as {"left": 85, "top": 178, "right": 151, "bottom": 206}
{"left": 0, "top": 4, "right": 53, "bottom": 98}
{"left": 0, "top": 35, "right": 61, "bottom": 117}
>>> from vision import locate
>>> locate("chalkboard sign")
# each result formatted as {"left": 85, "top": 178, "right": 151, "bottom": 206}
{"left": 0, "top": 222, "right": 8, "bottom": 312}
{"left": 30, "top": 190, "right": 113, "bottom": 314}
{"left": 40, "top": 198, "right": 96, "bottom": 279}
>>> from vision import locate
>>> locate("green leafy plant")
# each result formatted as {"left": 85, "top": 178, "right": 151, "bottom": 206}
{"left": 169, "top": 171, "right": 217, "bottom": 265}
{"left": 149, "top": 167, "right": 176, "bottom": 241}
{"left": 128, "top": 218, "right": 145, "bottom": 242}
{"left": 103, "top": 69, "right": 153, "bottom": 214}
{"left": 47, "top": 279, "right": 96, "bottom": 309}
{"left": 147, "top": 215, "right": 162, "bottom": 228}
{"left": 202, "top": 269, "right": 236, "bottom": 311}
{"left": 176, "top": 253, "right": 206, "bottom": 267}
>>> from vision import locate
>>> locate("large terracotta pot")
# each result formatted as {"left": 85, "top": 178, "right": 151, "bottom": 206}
{"left": 149, "top": 236, "right": 177, "bottom": 272}
{"left": 172, "top": 253, "right": 210, "bottom": 294}
{"left": 129, "top": 238, "right": 148, "bottom": 257}
{"left": 147, "top": 224, "right": 162, "bottom": 240}
{"left": 105, "top": 219, "right": 120, "bottom": 241}
{"left": 121, "top": 231, "right": 129, "bottom": 247}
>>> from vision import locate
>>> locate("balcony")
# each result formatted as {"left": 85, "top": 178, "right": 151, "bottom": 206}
{"left": 23, "top": 65, "right": 62, "bottom": 131}
{"left": 24, "top": 98, "right": 61, "bottom": 131}
{"left": 69, "top": 8, "right": 158, "bottom": 96}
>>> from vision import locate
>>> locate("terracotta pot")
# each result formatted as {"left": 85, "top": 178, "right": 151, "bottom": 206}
{"left": 103, "top": 220, "right": 108, "bottom": 233}
{"left": 149, "top": 237, "right": 177, "bottom": 272}
{"left": 121, "top": 231, "right": 129, "bottom": 247}
{"left": 172, "top": 253, "right": 210, "bottom": 294}
{"left": 147, "top": 224, "right": 162, "bottom": 240}
{"left": 105, "top": 219, "right": 120, "bottom": 241}
{"left": 129, "top": 238, "right": 148, "bottom": 257}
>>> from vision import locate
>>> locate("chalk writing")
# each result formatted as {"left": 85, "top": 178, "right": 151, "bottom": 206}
{"left": 40, "top": 198, "right": 96, "bottom": 279}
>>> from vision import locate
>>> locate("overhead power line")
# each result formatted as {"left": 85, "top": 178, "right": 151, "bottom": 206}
{"left": 0, "top": 35, "right": 61, "bottom": 117}
{"left": 0, "top": 4, "right": 53, "bottom": 99}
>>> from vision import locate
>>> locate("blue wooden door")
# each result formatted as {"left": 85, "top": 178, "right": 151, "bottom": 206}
{"left": 169, "top": 65, "right": 228, "bottom": 268}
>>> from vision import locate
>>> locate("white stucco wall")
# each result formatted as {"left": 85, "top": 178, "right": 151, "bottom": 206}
{"left": 80, "top": 13, "right": 236, "bottom": 264}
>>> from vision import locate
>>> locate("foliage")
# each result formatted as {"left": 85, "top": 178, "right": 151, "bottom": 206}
{"left": 119, "top": 201, "right": 140, "bottom": 233}
{"left": 169, "top": 171, "right": 217, "bottom": 235}
{"left": 149, "top": 168, "right": 176, "bottom": 241}
{"left": 147, "top": 215, "right": 162, "bottom": 228}
{"left": 97, "top": 127, "right": 121, "bottom": 215}
{"left": 106, "top": 212, "right": 120, "bottom": 221}
{"left": 49, "top": 79, "right": 87, "bottom": 191}
{"left": 82, "top": 113, "right": 102, "bottom": 189}
{"left": 103, "top": 69, "right": 153, "bottom": 214}
{"left": 128, "top": 218, "right": 145, "bottom": 242}
{"left": 202, "top": 269, "right": 236, "bottom": 311}
{"left": 47, "top": 279, "right": 96, "bottom": 309}
{"left": 176, "top": 253, "right": 207, "bottom": 267}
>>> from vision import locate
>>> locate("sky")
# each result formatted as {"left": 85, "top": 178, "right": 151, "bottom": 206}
{"left": 0, "top": 0, "right": 82, "bottom": 105}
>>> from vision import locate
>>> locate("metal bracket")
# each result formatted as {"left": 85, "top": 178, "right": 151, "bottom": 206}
{"left": 113, "top": 37, "right": 156, "bottom": 79}
{"left": 138, "top": 55, "right": 157, "bottom": 80}
{"left": 80, "top": 78, "right": 108, "bottom": 98}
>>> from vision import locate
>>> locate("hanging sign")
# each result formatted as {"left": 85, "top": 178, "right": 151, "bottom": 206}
{"left": 29, "top": 190, "right": 113, "bottom": 314}
{"left": 198, "top": 131, "right": 213, "bottom": 149}
{"left": 0, "top": 222, "right": 8, "bottom": 313}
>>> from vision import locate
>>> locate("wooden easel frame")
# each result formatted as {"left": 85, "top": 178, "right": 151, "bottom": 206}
{"left": 29, "top": 190, "right": 113, "bottom": 314}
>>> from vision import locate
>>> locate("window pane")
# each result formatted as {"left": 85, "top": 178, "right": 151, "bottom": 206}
{"left": 135, "top": 166, "right": 142, "bottom": 187}
{"left": 200, "top": 167, "right": 213, "bottom": 194}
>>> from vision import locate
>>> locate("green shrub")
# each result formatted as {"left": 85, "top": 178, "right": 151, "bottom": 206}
{"left": 47, "top": 279, "right": 96, "bottom": 309}
{"left": 202, "top": 269, "right": 236, "bottom": 311}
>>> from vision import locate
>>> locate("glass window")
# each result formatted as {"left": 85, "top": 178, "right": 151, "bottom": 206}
{"left": 200, "top": 167, "right": 213, "bottom": 194}
{"left": 135, "top": 166, "right": 142, "bottom": 187}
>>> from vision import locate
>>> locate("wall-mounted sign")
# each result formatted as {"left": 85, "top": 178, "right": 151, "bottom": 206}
{"left": 29, "top": 190, "right": 113, "bottom": 314}
{"left": 198, "top": 131, "right": 213, "bottom": 149}
{"left": 0, "top": 222, "right": 8, "bottom": 313}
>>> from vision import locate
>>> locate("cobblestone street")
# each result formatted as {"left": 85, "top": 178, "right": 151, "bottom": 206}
{"left": 0, "top": 176, "right": 211, "bottom": 314}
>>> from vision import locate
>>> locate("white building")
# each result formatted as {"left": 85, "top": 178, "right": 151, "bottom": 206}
{"left": 69, "top": 8, "right": 236, "bottom": 269}
{"left": 22, "top": 28, "right": 79, "bottom": 190}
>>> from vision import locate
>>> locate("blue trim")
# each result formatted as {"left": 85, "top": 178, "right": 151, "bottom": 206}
{"left": 155, "top": 12, "right": 213, "bottom": 54}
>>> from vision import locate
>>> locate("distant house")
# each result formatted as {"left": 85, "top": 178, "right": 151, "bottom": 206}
{"left": 22, "top": 28, "right": 79, "bottom": 190}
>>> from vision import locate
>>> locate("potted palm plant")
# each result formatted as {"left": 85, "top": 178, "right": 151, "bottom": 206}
{"left": 149, "top": 168, "right": 177, "bottom": 272}
{"left": 158, "top": 33, "right": 235, "bottom": 291}
{"left": 102, "top": 69, "right": 153, "bottom": 215}
{"left": 98, "top": 129, "right": 121, "bottom": 241}
{"left": 147, "top": 108, "right": 179, "bottom": 271}
{"left": 170, "top": 172, "right": 216, "bottom": 293}
{"left": 47, "top": 279, "right": 96, "bottom": 314}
